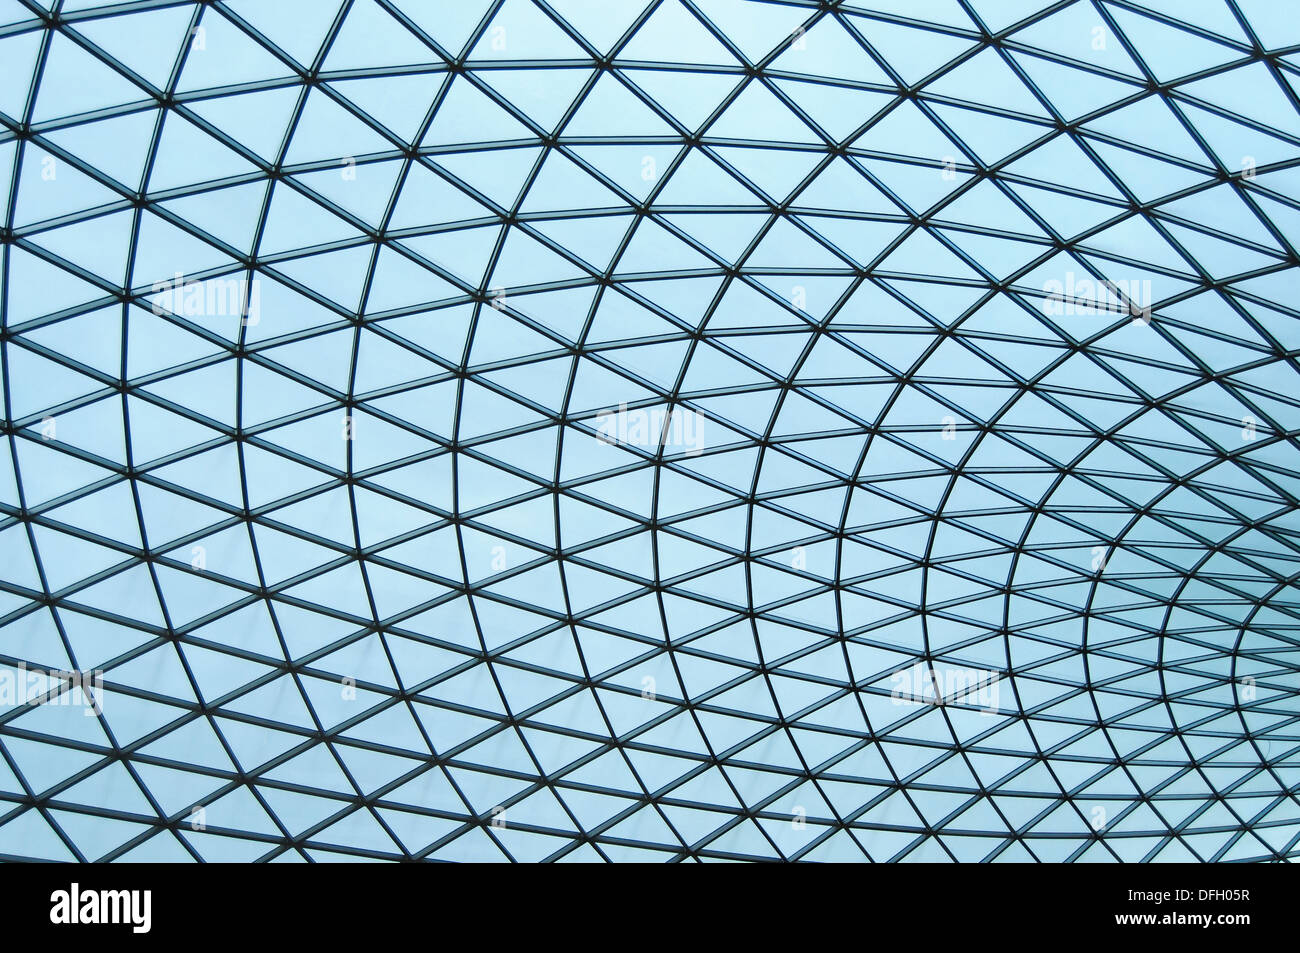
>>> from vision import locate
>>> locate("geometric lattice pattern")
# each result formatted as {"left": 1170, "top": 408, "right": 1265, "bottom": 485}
{"left": 2, "top": 0, "right": 1300, "bottom": 863}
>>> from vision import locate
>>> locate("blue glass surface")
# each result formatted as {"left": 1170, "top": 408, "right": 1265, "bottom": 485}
{"left": 1, "top": 0, "right": 1298, "bottom": 862}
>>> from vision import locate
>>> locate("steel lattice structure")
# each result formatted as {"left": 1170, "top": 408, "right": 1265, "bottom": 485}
{"left": 1, "top": 0, "right": 1300, "bottom": 863}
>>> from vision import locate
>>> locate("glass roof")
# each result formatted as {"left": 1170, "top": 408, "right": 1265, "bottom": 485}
{"left": 2, "top": 0, "right": 1299, "bottom": 863}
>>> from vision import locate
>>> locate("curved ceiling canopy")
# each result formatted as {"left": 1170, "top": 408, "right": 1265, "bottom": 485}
{"left": 2, "top": 0, "right": 1300, "bottom": 863}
